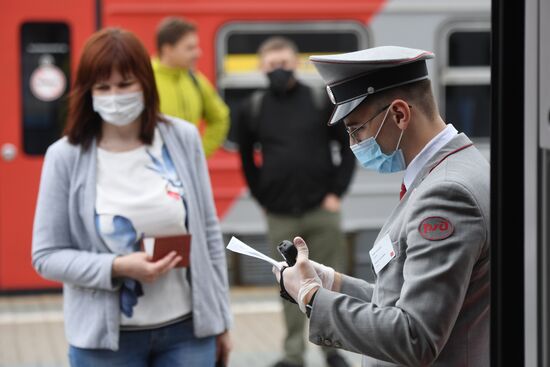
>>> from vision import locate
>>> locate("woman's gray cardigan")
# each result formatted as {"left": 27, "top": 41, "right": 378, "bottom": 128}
{"left": 32, "top": 116, "right": 232, "bottom": 350}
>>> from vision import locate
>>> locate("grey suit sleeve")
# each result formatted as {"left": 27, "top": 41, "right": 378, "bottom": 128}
{"left": 339, "top": 274, "right": 374, "bottom": 301}
{"left": 32, "top": 143, "right": 119, "bottom": 291}
{"left": 309, "top": 181, "right": 487, "bottom": 365}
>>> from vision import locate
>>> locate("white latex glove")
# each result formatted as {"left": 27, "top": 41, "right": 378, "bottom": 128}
{"left": 310, "top": 260, "right": 335, "bottom": 290}
{"left": 273, "top": 258, "right": 334, "bottom": 291}
{"left": 272, "top": 237, "right": 322, "bottom": 313}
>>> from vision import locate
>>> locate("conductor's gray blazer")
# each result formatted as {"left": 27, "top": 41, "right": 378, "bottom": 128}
{"left": 309, "top": 133, "right": 489, "bottom": 366}
{"left": 32, "top": 116, "right": 232, "bottom": 350}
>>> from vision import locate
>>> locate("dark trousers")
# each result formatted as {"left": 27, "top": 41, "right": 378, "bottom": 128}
{"left": 266, "top": 206, "right": 347, "bottom": 365}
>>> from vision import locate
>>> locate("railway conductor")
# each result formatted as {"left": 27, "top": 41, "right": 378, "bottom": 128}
{"left": 273, "top": 46, "right": 490, "bottom": 366}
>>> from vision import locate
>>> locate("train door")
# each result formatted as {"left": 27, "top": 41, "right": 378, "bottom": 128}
{"left": 524, "top": 0, "right": 550, "bottom": 365}
{"left": 491, "top": 0, "right": 547, "bottom": 365}
{"left": 535, "top": 0, "right": 550, "bottom": 363}
{"left": 0, "top": 1, "right": 97, "bottom": 290}
{"left": 438, "top": 22, "right": 491, "bottom": 141}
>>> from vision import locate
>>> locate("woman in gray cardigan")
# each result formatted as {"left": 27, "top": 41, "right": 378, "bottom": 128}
{"left": 31, "top": 28, "right": 232, "bottom": 366}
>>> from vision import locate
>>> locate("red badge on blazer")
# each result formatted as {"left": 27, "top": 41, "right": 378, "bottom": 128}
{"left": 419, "top": 217, "right": 454, "bottom": 240}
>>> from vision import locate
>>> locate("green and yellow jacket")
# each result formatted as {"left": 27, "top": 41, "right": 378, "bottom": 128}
{"left": 152, "top": 58, "right": 230, "bottom": 157}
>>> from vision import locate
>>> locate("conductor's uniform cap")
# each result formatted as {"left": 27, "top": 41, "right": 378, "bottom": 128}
{"left": 310, "top": 46, "right": 435, "bottom": 125}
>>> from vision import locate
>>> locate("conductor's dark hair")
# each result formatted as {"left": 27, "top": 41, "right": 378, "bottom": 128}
{"left": 368, "top": 78, "right": 438, "bottom": 119}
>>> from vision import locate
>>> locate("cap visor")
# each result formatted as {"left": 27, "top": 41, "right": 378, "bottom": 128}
{"left": 328, "top": 95, "right": 368, "bottom": 125}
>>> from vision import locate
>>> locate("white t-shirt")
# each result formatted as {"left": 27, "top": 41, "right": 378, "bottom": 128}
{"left": 95, "top": 128, "right": 192, "bottom": 327}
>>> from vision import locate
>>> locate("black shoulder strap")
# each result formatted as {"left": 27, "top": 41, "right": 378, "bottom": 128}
{"left": 248, "top": 90, "right": 266, "bottom": 134}
{"left": 188, "top": 70, "right": 205, "bottom": 118}
{"left": 188, "top": 70, "right": 200, "bottom": 90}
{"left": 250, "top": 90, "right": 265, "bottom": 121}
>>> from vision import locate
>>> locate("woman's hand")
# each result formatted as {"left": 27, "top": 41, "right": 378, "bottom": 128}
{"left": 216, "top": 330, "right": 232, "bottom": 366}
{"left": 322, "top": 193, "right": 341, "bottom": 213}
{"left": 112, "top": 251, "right": 182, "bottom": 283}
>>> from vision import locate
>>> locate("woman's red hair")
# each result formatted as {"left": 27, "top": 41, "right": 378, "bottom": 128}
{"left": 64, "top": 28, "right": 163, "bottom": 148}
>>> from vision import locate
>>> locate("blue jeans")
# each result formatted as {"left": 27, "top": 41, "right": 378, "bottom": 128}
{"left": 68, "top": 318, "right": 216, "bottom": 367}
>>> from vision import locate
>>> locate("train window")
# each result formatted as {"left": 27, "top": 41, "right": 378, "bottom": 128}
{"left": 445, "top": 85, "right": 491, "bottom": 137}
{"left": 440, "top": 26, "right": 490, "bottom": 139}
{"left": 227, "top": 33, "right": 360, "bottom": 54}
{"left": 449, "top": 32, "right": 490, "bottom": 66}
{"left": 20, "top": 22, "right": 71, "bottom": 155}
{"left": 216, "top": 22, "right": 369, "bottom": 147}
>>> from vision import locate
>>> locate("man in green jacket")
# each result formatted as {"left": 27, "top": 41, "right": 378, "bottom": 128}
{"left": 153, "top": 17, "right": 230, "bottom": 157}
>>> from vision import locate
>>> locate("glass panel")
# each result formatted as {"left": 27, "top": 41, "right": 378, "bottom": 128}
{"left": 227, "top": 32, "right": 359, "bottom": 54}
{"left": 224, "top": 31, "right": 361, "bottom": 75}
{"left": 449, "top": 31, "right": 490, "bottom": 66}
{"left": 444, "top": 85, "right": 490, "bottom": 138}
{"left": 20, "top": 22, "right": 70, "bottom": 155}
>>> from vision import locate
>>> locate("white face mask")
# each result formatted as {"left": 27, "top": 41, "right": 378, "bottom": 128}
{"left": 92, "top": 91, "right": 145, "bottom": 126}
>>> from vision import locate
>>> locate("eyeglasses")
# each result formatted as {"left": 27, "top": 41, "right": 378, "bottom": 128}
{"left": 346, "top": 103, "right": 413, "bottom": 144}
{"left": 346, "top": 104, "right": 391, "bottom": 144}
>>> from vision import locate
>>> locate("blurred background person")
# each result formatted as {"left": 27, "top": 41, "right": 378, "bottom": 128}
{"left": 153, "top": 16, "right": 230, "bottom": 158}
{"left": 31, "top": 27, "right": 232, "bottom": 367}
{"left": 235, "top": 36, "right": 356, "bottom": 367}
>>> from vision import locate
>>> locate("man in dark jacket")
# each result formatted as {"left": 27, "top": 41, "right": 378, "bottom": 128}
{"left": 236, "top": 36, "right": 356, "bottom": 367}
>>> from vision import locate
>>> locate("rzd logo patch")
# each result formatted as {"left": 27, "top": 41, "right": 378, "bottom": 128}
{"left": 419, "top": 217, "right": 454, "bottom": 240}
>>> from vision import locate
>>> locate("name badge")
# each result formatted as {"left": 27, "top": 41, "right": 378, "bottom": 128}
{"left": 369, "top": 234, "right": 396, "bottom": 274}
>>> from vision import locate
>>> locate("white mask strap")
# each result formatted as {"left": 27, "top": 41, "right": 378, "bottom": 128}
{"left": 395, "top": 129, "right": 404, "bottom": 150}
{"left": 374, "top": 105, "right": 392, "bottom": 140}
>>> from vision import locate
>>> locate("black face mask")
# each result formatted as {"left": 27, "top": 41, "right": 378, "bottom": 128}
{"left": 267, "top": 68, "right": 294, "bottom": 94}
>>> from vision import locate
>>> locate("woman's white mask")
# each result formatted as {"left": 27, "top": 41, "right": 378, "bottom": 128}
{"left": 92, "top": 91, "right": 145, "bottom": 126}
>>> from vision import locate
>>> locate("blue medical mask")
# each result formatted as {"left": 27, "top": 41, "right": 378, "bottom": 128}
{"left": 350, "top": 106, "right": 406, "bottom": 173}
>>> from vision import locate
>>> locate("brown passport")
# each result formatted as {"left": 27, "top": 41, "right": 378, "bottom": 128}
{"left": 141, "top": 234, "right": 191, "bottom": 267}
